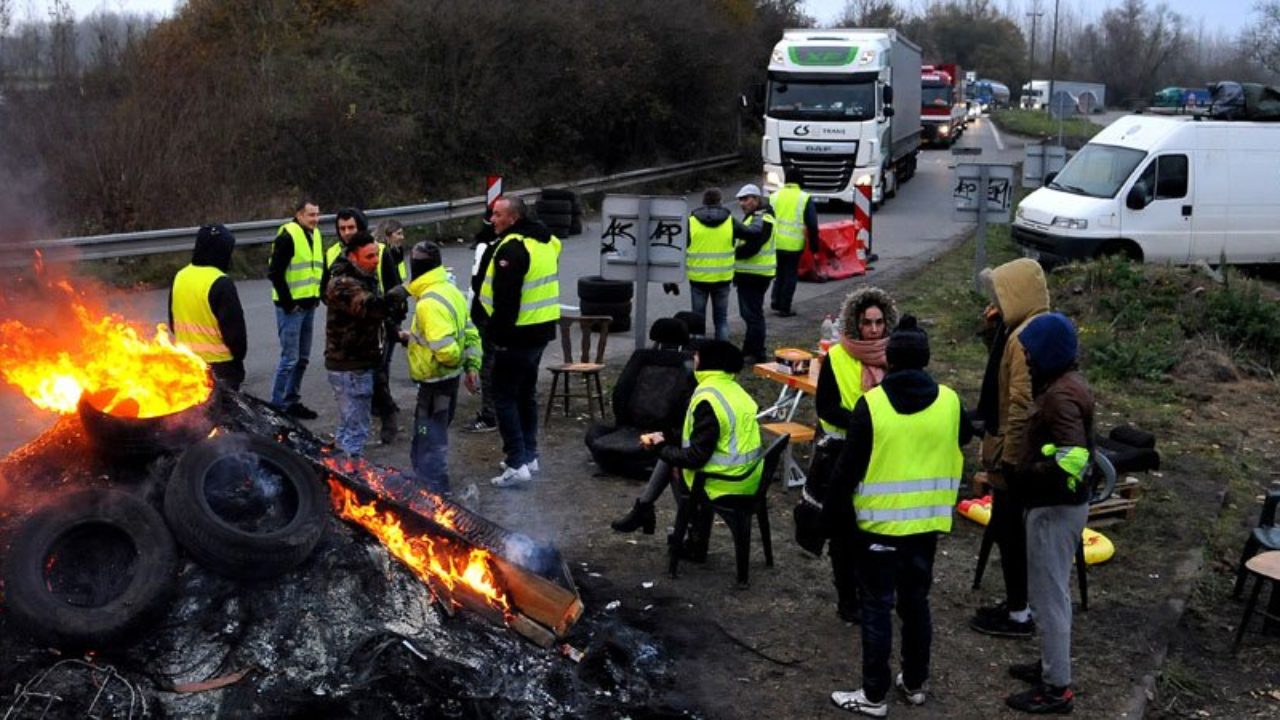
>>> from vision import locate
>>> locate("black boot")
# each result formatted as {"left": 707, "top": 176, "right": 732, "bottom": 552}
{"left": 611, "top": 500, "right": 656, "bottom": 534}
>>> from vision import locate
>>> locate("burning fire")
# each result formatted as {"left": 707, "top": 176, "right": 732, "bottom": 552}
{"left": 0, "top": 262, "right": 211, "bottom": 417}
{"left": 327, "top": 478, "right": 511, "bottom": 617}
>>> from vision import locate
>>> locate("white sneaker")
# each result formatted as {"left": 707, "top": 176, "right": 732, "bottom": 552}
{"left": 500, "top": 459, "right": 540, "bottom": 474}
{"left": 830, "top": 688, "right": 887, "bottom": 717}
{"left": 895, "top": 673, "right": 926, "bottom": 706}
{"left": 490, "top": 464, "right": 531, "bottom": 488}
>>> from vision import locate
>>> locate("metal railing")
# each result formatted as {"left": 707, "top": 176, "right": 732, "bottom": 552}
{"left": 5, "top": 153, "right": 742, "bottom": 266}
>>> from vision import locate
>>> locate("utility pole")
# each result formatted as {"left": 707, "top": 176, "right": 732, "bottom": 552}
{"left": 1047, "top": 0, "right": 1061, "bottom": 116}
{"left": 1027, "top": 10, "right": 1043, "bottom": 105}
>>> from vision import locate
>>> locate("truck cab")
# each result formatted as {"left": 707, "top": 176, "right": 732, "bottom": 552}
{"left": 921, "top": 64, "right": 965, "bottom": 146}
{"left": 762, "top": 29, "right": 921, "bottom": 207}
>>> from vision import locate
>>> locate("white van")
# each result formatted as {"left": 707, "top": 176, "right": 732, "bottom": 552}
{"left": 1012, "top": 115, "right": 1280, "bottom": 265}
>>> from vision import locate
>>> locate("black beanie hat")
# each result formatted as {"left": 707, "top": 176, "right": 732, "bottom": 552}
{"left": 886, "top": 314, "right": 930, "bottom": 370}
{"left": 694, "top": 339, "right": 744, "bottom": 374}
{"left": 410, "top": 241, "right": 442, "bottom": 279}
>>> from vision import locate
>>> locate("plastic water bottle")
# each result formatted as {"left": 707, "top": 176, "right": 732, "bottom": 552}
{"left": 820, "top": 314, "right": 835, "bottom": 353}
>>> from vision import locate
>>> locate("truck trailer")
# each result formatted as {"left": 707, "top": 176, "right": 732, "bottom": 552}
{"left": 762, "top": 29, "right": 922, "bottom": 207}
{"left": 1021, "top": 80, "right": 1107, "bottom": 113}
{"left": 921, "top": 63, "right": 966, "bottom": 146}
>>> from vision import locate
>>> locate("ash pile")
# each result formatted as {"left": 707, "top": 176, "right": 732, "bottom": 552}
{"left": 0, "top": 389, "right": 692, "bottom": 719}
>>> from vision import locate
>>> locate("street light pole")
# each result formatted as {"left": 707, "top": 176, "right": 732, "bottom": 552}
{"left": 1047, "top": 0, "right": 1061, "bottom": 116}
{"left": 1027, "top": 11, "right": 1043, "bottom": 106}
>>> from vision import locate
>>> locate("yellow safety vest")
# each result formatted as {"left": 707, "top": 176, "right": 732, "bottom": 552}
{"left": 270, "top": 221, "right": 323, "bottom": 302}
{"left": 478, "top": 233, "right": 562, "bottom": 325}
{"left": 682, "top": 371, "right": 764, "bottom": 500}
{"left": 327, "top": 242, "right": 389, "bottom": 294}
{"left": 686, "top": 214, "right": 735, "bottom": 284}
{"left": 407, "top": 267, "right": 481, "bottom": 382}
{"left": 735, "top": 208, "right": 776, "bottom": 278}
{"left": 770, "top": 183, "right": 810, "bottom": 252}
{"left": 854, "top": 384, "right": 964, "bottom": 536}
{"left": 818, "top": 344, "right": 865, "bottom": 439}
{"left": 171, "top": 264, "right": 233, "bottom": 363}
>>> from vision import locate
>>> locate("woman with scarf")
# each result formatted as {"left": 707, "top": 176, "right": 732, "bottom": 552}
{"left": 799, "top": 286, "right": 898, "bottom": 623}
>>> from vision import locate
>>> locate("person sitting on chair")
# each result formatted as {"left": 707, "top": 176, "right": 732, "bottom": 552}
{"left": 610, "top": 340, "right": 763, "bottom": 557}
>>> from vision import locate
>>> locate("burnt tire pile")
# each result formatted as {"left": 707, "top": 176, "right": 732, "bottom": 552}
{"left": 535, "top": 188, "right": 583, "bottom": 238}
{"left": 578, "top": 275, "right": 634, "bottom": 333}
{"left": 1, "top": 431, "right": 326, "bottom": 649}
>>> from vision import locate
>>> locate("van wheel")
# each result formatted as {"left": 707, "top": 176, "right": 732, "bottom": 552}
{"left": 1095, "top": 241, "right": 1142, "bottom": 262}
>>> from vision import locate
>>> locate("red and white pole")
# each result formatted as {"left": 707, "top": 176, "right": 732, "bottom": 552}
{"left": 853, "top": 184, "right": 875, "bottom": 264}
{"left": 485, "top": 175, "right": 504, "bottom": 209}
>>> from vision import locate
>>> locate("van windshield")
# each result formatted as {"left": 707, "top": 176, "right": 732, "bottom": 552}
{"left": 1048, "top": 143, "right": 1147, "bottom": 198}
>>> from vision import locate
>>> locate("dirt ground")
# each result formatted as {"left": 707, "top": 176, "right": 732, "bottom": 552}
{"left": 343, "top": 267, "right": 1280, "bottom": 719}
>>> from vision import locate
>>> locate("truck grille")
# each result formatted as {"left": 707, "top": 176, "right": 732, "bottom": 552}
{"left": 782, "top": 152, "right": 857, "bottom": 193}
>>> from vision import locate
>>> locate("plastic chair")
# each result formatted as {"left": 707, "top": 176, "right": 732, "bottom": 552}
{"left": 1233, "top": 488, "right": 1280, "bottom": 599}
{"left": 971, "top": 451, "right": 1116, "bottom": 611}
{"left": 544, "top": 315, "right": 611, "bottom": 421}
{"left": 668, "top": 435, "right": 789, "bottom": 586}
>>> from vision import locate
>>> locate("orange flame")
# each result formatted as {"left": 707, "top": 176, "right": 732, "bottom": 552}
{"left": 0, "top": 268, "right": 211, "bottom": 417}
{"left": 327, "top": 478, "right": 511, "bottom": 616}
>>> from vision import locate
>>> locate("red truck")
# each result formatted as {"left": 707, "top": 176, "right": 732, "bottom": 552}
{"left": 921, "top": 63, "right": 967, "bottom": 147}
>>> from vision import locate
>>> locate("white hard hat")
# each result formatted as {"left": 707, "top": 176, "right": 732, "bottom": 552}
{"left": 736, "top": 183, "right": 762, "bottom": 199}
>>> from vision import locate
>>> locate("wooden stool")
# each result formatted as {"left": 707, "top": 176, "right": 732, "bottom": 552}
{"left": 762, "top": 422, "right": 814, "bottom": 489}
{"left": 1233, "top": 550, "right": 1280, "bottom": 653}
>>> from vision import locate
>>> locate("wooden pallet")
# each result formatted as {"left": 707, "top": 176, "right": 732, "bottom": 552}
{"left": 969, "top": 472, "right": 1142, "bottom": 526}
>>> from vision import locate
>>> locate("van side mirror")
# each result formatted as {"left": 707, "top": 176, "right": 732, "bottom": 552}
{"left": 1044, "top": 171, "right": 1058, "bottom": 186}
{"left": 882, "top": 85, "right": 894, "bottom": 105}
{"left": 883, "top": 106, "right": 895, "bottom": 118}
{"left": 1126, "top": 182, "right": 1150, "bottom": 210}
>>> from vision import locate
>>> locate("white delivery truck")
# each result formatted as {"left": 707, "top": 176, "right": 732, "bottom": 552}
{"left": 1020, "top": 80, "right": 1107, "bottom": 112}
{"left": 1012, "top": 115, "right": 1280, "bottom": 265}
{"left": 762, "top": 29, "right": 922, "bottom": 207}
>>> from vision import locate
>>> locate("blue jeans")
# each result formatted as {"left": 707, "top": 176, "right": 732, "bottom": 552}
{"left": 327, "top": 369, "right": 374, "bottom": 455}
{"left": 734, "top": 275, "right": 771, "bottom": 358}
{"left": 771, "top": 250, "right": 801, "bottom": 313}
{"left": 271, "top": 305, "right": 316, "bottom": 408}
{"left": 856, "top": 532, "right": 937, "bottom": 702}
{"left": 690, "top": 282, "right": 731, "bottom": 341}
{"left": 411, "top": 377, "right": 460, "bottom": 494}
{"left": 492, "top": 344, "right": 546, "bottom": 469}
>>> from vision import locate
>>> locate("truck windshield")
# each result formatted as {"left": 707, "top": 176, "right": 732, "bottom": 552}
{"left": 1048, "top": 143, "right": 1147, "bottom": 199}
{"left": 766, "top": 80, "right": 876, "bottom": 121}
{"left": 922, "top": 86, "right": 953, "bottom": 107}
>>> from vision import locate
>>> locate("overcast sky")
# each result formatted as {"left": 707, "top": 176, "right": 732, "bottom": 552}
{"left": 49, "top": 0, "right": 1264, "bottom": 36}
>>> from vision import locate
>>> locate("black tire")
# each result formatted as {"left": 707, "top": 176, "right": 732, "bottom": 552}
{"left": 537, "top": 199, "right": 574, "bottom": 216}
{"left": 1095, "top": 240, "right": 1142, "bottom": 262}
{"left": 539, "top": 188, "right": 577, "bottom": 204}
{"left": 569, "top": 215, "right": 583, "bottom": 235}
{"left": 2, "top": 488, "right": 179, "bottom": 649}
{"left": 578, "top": 275, "right": 633, "bottom": 303}
{"left": 164, "top": 433, "right": 326, "bottom": 581}
{"left": 581, "top": 300, "right": 631, "bottom": 333}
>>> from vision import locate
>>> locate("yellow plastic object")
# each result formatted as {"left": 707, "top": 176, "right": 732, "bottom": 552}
{"left": 956, "top": 494, "right": 1115, "bottom": 565}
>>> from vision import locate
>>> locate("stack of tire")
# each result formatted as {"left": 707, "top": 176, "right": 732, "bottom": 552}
{"left": 535, "top": 189, "right": 583, "bottom": 238}
{"left": 578, "top": 275, "right": 634, "bottom": 334}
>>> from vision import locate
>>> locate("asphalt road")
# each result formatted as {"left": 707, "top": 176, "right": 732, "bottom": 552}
{"left": 0, "top": 118, "right": 1024, "bottom": 453}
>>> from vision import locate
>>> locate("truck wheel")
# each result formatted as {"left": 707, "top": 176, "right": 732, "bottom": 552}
{"left": 1095, "top": 241, "right": 1142, "bottom": 263}
{"left": 886, "top": 169, "right": 898, "bottom": 199}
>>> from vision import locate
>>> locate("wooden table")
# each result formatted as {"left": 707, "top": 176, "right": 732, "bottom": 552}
{"left": 752, "top": 361, "right": 821, "bottom": 488}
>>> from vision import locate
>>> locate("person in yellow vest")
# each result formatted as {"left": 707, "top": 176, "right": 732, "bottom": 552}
{"left": 405, "top": 241, "right": 481, "bottom": 494}
{"left": 268, "top": 198, "right": 324, "bottom": 418}
{"left": 168, "top": 224, "right": 247, "bottom": 390}
{"left": 798, "top": 286, "right": 898, "bottom": 623}
{"left": 768, "top": 182, "right": 820, "bottom": 317}
{"left": 733, "top": 184, "right": 776, "bottom": 363}
{"left": 826, "top": 316, "right": 974, "bottom": 717}
{"left": 480, "top": 197, "right": 561, "bottom": 487}
{"left": 687, "top": 188, "right": 757, "bottom": 342}
{"left": 611, "top": 340, "right": 761, "bottom": 559}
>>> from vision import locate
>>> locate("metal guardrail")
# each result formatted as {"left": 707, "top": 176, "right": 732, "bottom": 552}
{"left": 6, "top": 153, "right": 742, "bottom": 266}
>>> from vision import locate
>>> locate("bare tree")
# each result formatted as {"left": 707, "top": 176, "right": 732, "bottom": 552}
{"left": 1249, "top": 1, "right": 1280, "bottom": 75}
{"left": 836, "top": 0, "right": 908, "bottom": 27}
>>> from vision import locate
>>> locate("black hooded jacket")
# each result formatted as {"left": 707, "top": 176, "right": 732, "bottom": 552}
{"left": 690, "top": 205, "right": 756, "bottom": 289}
{"left": 488, "top": 217, "right": 559, "bottom": 348}
{"left": 821, "top": 369, "right": 974, "bottom": 537}
{"left": 167, "top": 231, "right": 247, "bottom": 366}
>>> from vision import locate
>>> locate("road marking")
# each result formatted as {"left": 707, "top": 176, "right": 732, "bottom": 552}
{"left": 989, "top": 121, "right": 1006, "bottom": 151}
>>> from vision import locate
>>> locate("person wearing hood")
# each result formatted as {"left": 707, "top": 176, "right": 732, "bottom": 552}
{"left": 324, "top": 231, "right": 410, "bottom": 456}
{"left": 825, "top": 316, "right": 973, "bottom": 717}
{"left": 803, "top": 286, "right": 899, "bottom": 623}
{"left": 733, "top": 184, "right": 775, "bottom": 363}
{"left": 169, "top": 224, "right": 247, "bottom": 390}
{"left": 405, "top": 241, "right": 481, "bottom": 494}
{"left": 687, "top": 188, "right": 757, "bottom": 342}
{"left": 479, "top": 197, "right": 561, "bottom": 487}
{"left": 611, "top": 340, "right": 762, "bottom": 566}
{"left": 970, "top": 258, "right": 1051, "bottom": 640}
{"left": 268, "top": 198, "right": 323, "bottom": 419}
{"left": 1003, "top": 313, "right": 1092, "bottom": 715}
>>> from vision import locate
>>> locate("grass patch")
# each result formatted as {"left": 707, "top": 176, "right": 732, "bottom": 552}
{"left": 990, "top": 108, "right": 1102, "bottom": 146}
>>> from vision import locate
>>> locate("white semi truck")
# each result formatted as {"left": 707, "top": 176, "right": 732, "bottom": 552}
{"left": 1020, "top": 80, "right": 1107, "bottom": 113}
{"left": 762, "top": 29, "right": 922, "bottom": 208}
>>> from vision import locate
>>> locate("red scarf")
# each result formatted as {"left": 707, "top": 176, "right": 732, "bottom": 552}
{"left": 840, "top": 337, "right": 889, "bottom": 391}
